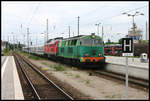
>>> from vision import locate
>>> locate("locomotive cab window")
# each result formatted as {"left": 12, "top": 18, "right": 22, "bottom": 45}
{"left": 81, "top": 38, "right": 103, "bottom": 46}
{"left": 71, "top": 39, "right": 77, "bottom": 46}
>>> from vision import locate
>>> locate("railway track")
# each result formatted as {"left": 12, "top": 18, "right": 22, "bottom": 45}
{"left": 92, "top": 70, "right": 149, "bottom": 89}
{"left": 13, "top": 52, "right": 74, "bottom": 100}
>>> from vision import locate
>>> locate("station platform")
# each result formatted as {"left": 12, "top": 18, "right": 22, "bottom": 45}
{"left": 1, "top": 56, "right": 24, "bottom": 100}
{"left": 105, "top": 56, "right": 149, "bottom": 69}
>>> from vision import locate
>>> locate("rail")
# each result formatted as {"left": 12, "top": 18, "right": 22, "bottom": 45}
{"left": 13, "top": 52, "right": 74, "bottom": 100}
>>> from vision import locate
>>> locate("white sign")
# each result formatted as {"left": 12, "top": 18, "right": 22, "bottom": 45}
{"left": 122, "top": 38, "right": 133, "bottom": 56}
{"left": 122, "top": 53, "right": 133, "bottom": 56}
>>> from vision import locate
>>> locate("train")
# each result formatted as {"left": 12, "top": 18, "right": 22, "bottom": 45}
{"left": 23, "top": 33, "right": 105, "bottom": 64}
{"left": 104, "top": 44, "right": 122, "bottom": 56}
{"left": 104, "top": 43, "right": 149, "bottom": 57}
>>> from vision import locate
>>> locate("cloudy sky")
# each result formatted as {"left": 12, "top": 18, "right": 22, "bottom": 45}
{"left": 1, "top": 1, "right": 149, "bottom": 45}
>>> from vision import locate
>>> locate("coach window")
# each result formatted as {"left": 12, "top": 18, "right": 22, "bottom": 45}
{"left": 71, "top": 40, "right": 73, "bottom": 46}
{"left": 80, "top": 40, "right": 82, "bottom": 45}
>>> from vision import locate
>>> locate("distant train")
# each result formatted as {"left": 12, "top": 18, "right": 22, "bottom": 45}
{"left": 104, "top": 43, "right": 149, "bottom": 57}
{"left": 23, "top": 33, "right": 105, "bottom": 64}
{"left": 104, "top": 44, "right": 122, "bottom": 56}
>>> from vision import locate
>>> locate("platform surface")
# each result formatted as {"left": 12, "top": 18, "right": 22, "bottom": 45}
{"left": 105, "top": 56, "right": 149, "bottom": 69}
{"left": 1, "top": 56, "right": 24, "bottom": 100}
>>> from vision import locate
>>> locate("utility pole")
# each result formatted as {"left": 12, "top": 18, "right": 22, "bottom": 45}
{"left": 146, "top": 20, "right": 147, "bottom": 40}
{"left": 16, "top": 37, "right": 18, "bottom": 51}
{"left": 7, "top": 36, "right": 9, "bottom": 51}
{"left": 68, "top": 26, "right": 70, "bottom": 38}
{"left": 27, "top": 28, "right": 29, "bottom": 53}
{"left": 46, "top": 19, "right": 49, "bottom": 43}
{"left": 73, "top": 32, "right": 74, "bottom": 37}
{"left": 36, "top": 34, "right": 37, "bottom": 45}
{"left": 95, "top": 23, "right": 101, "bottom": 36}
{"left": 77, "top": 16, "right": 80, "bottom": 36}
{"left": 21, "top": 24, "right": 25, "bottom": 47}
{"left": 11, "top": 32, "right": 15, "bottom": 51}
{"left": 102, "top": 25, "right": 104, "bottom": 42}
{"left": 21, "top": 24, "right": 22, "bottom": 45}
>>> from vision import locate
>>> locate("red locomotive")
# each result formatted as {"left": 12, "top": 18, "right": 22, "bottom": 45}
{"left": 44, "top": 37, "right": 63, "bottom": 56}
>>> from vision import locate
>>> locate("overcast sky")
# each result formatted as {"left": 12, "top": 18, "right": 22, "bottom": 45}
{"left": 1, "top": 1, "right": 149, "bottom": 45}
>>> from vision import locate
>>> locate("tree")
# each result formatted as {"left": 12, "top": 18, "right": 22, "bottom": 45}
{"left": 118, "top": 38, "right": 122, "bottom": 44}
{"left": 107, "top": 38, "right": 111, "bottom": 44}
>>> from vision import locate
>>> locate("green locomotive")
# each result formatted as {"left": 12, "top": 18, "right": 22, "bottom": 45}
{"left": 58, "top": 33, "right": 105, "bottom": 63}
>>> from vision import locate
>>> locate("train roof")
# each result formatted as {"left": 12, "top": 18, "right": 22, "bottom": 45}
{"left": 62, "top": 33, "right": 102, "bottom": 41}
{"left": 61, "top": 35, "right": 90, "bottom": 41}
{"left": 23, "top": 45, "right": 44, "bottom": 48}
{"left": 46, "top": 37, "right": 63, "bottom": 43}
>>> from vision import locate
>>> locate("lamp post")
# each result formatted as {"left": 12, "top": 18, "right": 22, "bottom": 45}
{"left": 122, "top": 11, "right": 144, "bottom": 39}
{"left": 41, "top": 31, "right": 46, "bottom": 45}
{"left": 122, "top": 11, "right": 144, "bottom": 100}
{"left": 95, "top": 23, "right": 101, "bottom": 36}
{"left": 11, "top": 32, "right": 15, "bottom": 51}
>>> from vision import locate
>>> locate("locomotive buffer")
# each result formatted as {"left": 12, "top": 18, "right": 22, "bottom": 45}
{"left": 122, "top": 38, "right": 134, "bottom": 99}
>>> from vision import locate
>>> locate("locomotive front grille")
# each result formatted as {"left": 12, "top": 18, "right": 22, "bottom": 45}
{"left": 85, "top": 59, "right": 90, "bottom": 62}
{"left": 92, "top": 50, "right": 96, "bottom": 56}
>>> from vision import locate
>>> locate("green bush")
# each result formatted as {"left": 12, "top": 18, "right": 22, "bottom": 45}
{"left": 89, "top": 72, "right": 93, "bottom": 76}
{"left": 52, "top": 64, "right": 65, "bottom": 71}
{"left": 28, "top": 55, "right": 40, "bottom": 60}
{"left": 3, "top": 48, "right": 10, "bottom": 55}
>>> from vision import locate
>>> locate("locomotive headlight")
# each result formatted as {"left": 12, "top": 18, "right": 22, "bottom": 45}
{"left": 91, "top": 33, "right": 95, "bottom": 38}
{"left": 85, "top": 53, "right": 89, "bottom": 57}
{"left": 92, "top": 35, "right": 95, "bottom": 38}
{"left": 99, "top": 53, "right": 102, "bottom": 57}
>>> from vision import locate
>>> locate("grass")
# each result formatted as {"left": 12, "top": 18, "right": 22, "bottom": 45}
{"left": 75, "top": 74, "right": 80, "bottom": 78}
{"left": 19, "top": 51, "right": 30, "bottom": 57}
{"left": 41, "top": 62, "right": 48, "bottom": 65}
{"left": 3, "top": 48, "right": 13, "bottom": 56}
{"left": 52, "top": 64, "right": 65, "bottom": 71}
{"left": 19, "top": 51, "right": 41, "bottom": 60}
{"left": 41, "top": 60, "right": 66, "bottom": 72}
{"left": 67, "top": 72, "right": 73, "bottom": 76}
{"left": 86, "top": 79, "right": 90, "bottom": 84}
{"left": 89, "top": 72, "right": 93, "bottom": 76}
{"left": 28, "top": 55, "right": 41, "bottom": 60}
{"left": 63, "top": 71, "right": 68, "bottom": 74}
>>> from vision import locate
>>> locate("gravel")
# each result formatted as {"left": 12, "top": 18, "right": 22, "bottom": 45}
{"left": 23, "top": 55, "right": 149, "bottom": 100}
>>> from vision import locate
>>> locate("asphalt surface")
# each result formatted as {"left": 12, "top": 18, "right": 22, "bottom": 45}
{"left": 1, "top": 56, "right": 24, "bottom": 100}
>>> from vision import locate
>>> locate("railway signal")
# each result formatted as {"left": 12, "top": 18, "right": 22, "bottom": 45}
{"left": 122, "top": 38, "right": 134, "bottom": 99}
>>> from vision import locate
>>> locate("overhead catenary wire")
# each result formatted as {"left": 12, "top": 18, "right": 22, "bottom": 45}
{"left": 27, "top": 3, "right": 40, "bottom": 27}
{"left": 60, "top": 5, "right": 147, "bottom": 36}
{"left": 11, "top": 4, "right": 147, "bottom": 45}
{"left": 27, "top": 4, "right": 147, "bottom": 36}
{"left": 80, "top": 5, "right": 148, "bottom": 27}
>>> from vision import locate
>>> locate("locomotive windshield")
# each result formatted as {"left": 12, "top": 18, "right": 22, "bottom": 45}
{"left": 81, "top": 39, "right": 103, "bottom": 46}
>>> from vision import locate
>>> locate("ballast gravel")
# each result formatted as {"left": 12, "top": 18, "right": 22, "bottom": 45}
{"left": 26, "top": 57, "right": 148, "bottom": 100}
